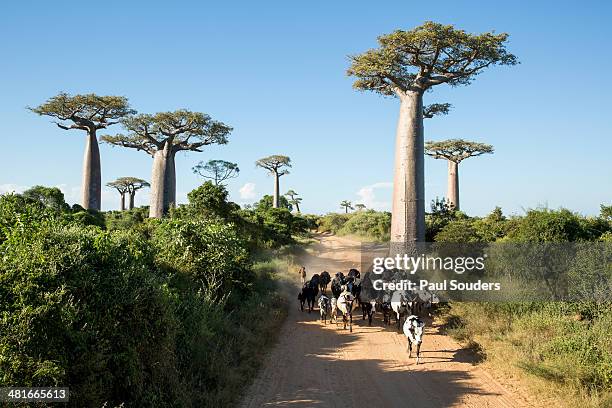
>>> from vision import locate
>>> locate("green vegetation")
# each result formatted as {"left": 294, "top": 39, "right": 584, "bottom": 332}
{"left": 0, "top": 181, "right": 310, "bottom": 406}
{"left": 442, "top": 302, "right": 612, "bottom": 407}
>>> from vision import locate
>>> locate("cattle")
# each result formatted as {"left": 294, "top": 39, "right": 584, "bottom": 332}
{"left": 318, "top": 294, "right": 331, "bottom": 324}
{"left": 310, "top": 274, "right": 320, "bottom": 297}
{"left": 360, "top": 299, "right": 377, "bottom": 325}
{"left": 331, "top": 273, "right": 345, "bottom": 299}
{"left": 391, "top": 291, "right": 410, "bottom": 332}
{"left": 319, "top": 271, "right": 331, "bottom": 294}
{"left": 348, "top": 268, "right": 360, "bottom": 279}
{"left": 336, "top": 290, "right": 358, "bottom": 332}
{"left": 298, "top": 281, "right": 317, "bottom": 313}
{"left": 381, "top": 301, "right": 394, "bottom": 325}
{"left": 403, "top": 315, "right": 425, "bottom": 364}
{"left": 330, "top": 297, "right": 339, "bottom": 324}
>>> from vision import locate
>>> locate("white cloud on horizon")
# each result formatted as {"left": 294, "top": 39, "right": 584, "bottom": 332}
{"left": 356, "top": 181, "right": 392, "bottom": 211}
{"left": 239, "top": 182, "right": 257, "bottom": 200}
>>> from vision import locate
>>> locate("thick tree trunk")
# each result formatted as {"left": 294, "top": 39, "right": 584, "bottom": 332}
{"left": 149, "top": 143, "right": 176, "bottom": 218}
{"left": 295, "top": 202, "right": 300, "bottom": 213}
{"left": 129, "top": 191, "right": 135, "bottom": 210}
{"left": 81, "top": 130, "right": 101, "bottom": 210}
{"left": 447, "top": 160, "right": 459, "bottom": 210}
{"left": 120, "top": 192, "right": 125, "bottom": 211}
{"left": 273, "top": 172, "right": 280, "bottom": 208}
{"left": 166, "top": 151, "right": 176, "bottom": 210}
{"left": 390, "top": 90, "right": 425, "bottom": 249}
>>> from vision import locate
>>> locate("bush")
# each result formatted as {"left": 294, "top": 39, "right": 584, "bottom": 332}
{"left": 0, "top": 215, "right": 179, "bottom": 406}
{"left": 317, "top": 213, "right": 351, "bottom": 234}
{"left": 338, "top": 210, "right": 391, "bottom": 241}
{"left": 152, "top": 219, "right": 252, "bottom": 300}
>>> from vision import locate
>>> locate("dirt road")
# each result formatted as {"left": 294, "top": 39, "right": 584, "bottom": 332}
{"left": 240, "top": 234, "right": 530, "bottom": 408}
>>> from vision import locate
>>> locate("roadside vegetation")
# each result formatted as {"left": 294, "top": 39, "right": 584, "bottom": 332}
{"left": 0, "top": 182, "right": 311, "bottom": 407}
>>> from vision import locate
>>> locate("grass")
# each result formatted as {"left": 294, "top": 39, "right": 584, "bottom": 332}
{"left": 437, "top": 302, "right": 612, "bottom": 408}
{"left": 201, "top": 254, "right": 292, "bottom": 407}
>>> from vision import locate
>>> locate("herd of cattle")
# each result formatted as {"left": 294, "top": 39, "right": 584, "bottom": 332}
{"left": 297, "top": 269, "right": 432, "bottom": 364}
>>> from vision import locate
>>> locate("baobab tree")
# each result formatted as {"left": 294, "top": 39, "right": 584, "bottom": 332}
{"left": 285, "top": 189, "right": 302, "bottom": 212}
{"left": 102, "top": 110, "right": 232, "bottom": 218}
{"left": 30, "top": 93, "right": 134, "bottom": 210}
{"left": 425, "top": 139, "right": 493, "bottom": 210}
{"left": 192, "top": 159, "right": 239, "bottom": 185}
{"left": 106, "top": 179, "right": 129, "bottom": 211}
{"left": 355, "top": 203, "right": 367, "bottom": 211}
{"left": 106, "top": 177, "right": 149, "bottom": 210}
{"left": 255, "top": 155, "right": 291, "bottom": 208}
{"left": 348, "top": 21, "right": 516, "bottom": 245}
{"left": 340, "top": 200, "right": 354, "bottom": 213}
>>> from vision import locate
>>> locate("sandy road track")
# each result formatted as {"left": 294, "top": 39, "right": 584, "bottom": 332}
{"left": 240, "top": 234, "right": 531, "bottom": 408}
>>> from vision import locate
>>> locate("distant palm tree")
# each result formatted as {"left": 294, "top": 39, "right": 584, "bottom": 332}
{"left": 340, "top": 200, "right": 354, "bottom": 213}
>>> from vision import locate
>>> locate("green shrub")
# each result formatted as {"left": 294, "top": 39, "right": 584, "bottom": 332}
{"left": 317, "top": 213, "right": 351, "bottom": 234}
{"left": 338, "top": 210, "right": 391, "bottom": 241}
{"left": 0, "top": 217, "right": 179, "bottom": 406}
{"left": 152, "top": 219, "right": 252, "bottom": 300}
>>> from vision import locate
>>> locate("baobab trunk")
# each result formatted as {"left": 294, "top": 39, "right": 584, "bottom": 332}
{"left": 129, "top": 191, "right": 135, "bottom": 210}
{"left": 120, "top": 192, "right": 126, "bottom": 211}
{"left": 149, "top": 143, "right": 176, "bottom": 218}
{"left": 81, "top": 130, "right": 101, "bottom": 210}
{"left": 273, "top": 172, "right": 280, "bottom": 208}
{"left": 447, "top": 160, "right": 459, "bottom": 210}
{"left": 166, "top": 151, "right": 176, "bottom": 210}
{"left": 295, "top": 202, "right": 300, "bottom": 213}
{"left": 390, "top": 90, "right": 425, "bottom": 249}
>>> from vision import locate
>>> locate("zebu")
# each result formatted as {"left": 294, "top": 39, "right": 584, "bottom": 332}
{"left": 390, "top": 290, "right": 410, "bottom": 332}
{"left": 318, "top": 294, "right": 331, "bottom": 324}
{"left": 330, "top": 297, "right": 339, "bottom": 323}
{"left": 319, "top": 271, "right": 331, "bottom": 294}
{"left": 360, "top": 299, "right": 377, "bottom": 325}
{"left": 331, "top": 272, "right": 345, "bottom": 299}
{"left": 336, "top": 290, "right": 358, "bottom": 332}
{"left": 298, "top": 280, "right": 318, "bottom": 313}
{"left": 403, "top": 315, "right": 426, "bottom": 364}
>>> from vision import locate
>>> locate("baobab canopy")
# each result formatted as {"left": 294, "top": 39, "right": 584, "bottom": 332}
{"left": 30, "top": 93, "right": 135, "bottom": 131}
{"left": 347, "top": 21, "right": 518, "bottom": 96}
{"left": 101, "top": 110, "right": 232, "bottom": 155}
{"left": 425, "top": 139, "right": 494, "bottom": 163}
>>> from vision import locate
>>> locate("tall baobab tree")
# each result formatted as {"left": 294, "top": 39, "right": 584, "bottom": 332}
{"left": 285, "top": 189, "right": 302, "bottom": 212}
{"left": 255, "top": 155, "right": 291, "bottom": 208}
{"left": 30, "top": 93, "right": 134, "bottom": 210}
{"left": 106, "top": 179, "right": 129, "bottom": 210}
{"left": 425, "top": 139, "right": 493, "bottom": 210}
{"left": 340, "top": 200, "right": 354, "bottom": 213}
{"left": 348, "top": 21, "right": 516, "bottom": 246}
{"left": 192, "top": 159, "right": 239, "bottom": 185}
{"left": 102, "top": 110, "right": 232, "bottom": 218}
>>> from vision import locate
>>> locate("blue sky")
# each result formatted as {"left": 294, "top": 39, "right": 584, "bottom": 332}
{"left": 1, "top": 0, "right": 610, "bottom": 216}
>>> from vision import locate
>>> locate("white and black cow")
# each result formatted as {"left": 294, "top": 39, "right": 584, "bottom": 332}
{"left": 318, "top": 294, "right": 331, "bottom": 324}
{"left": 403, "top": 315, "right": 425, "bottom": 364}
